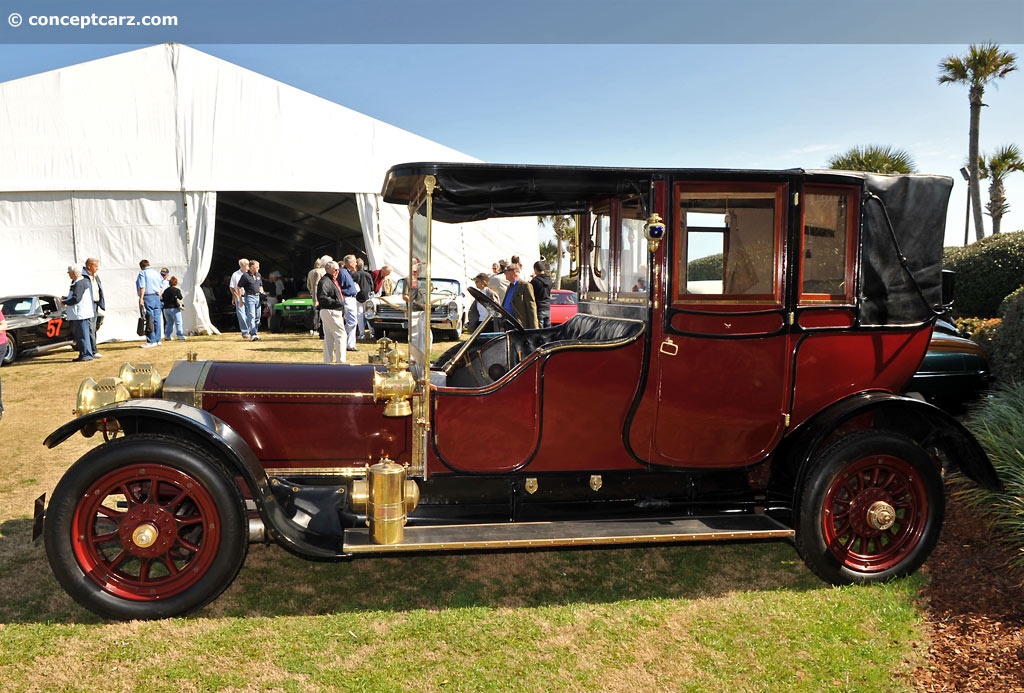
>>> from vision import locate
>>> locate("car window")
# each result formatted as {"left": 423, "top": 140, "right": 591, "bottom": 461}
{"left": 552, "top": 292, "right": 577, "bottom": 305}
{"left": 674, "top": 183, "right": 785, "bottom": 305}
{"left": 1, "top": 297, "right": 34, "bottom": 315}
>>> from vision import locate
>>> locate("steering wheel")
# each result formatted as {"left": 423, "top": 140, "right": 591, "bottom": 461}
{"left": 468, "top": 287, "right": 524, "bottom": 333}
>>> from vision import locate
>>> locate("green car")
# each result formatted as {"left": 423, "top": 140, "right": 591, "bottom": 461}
{"left": 903, "top": 318, "right": 992, "bottom": 413}
{"left": 268, "top": 295, "right": 314, "bottom": 332}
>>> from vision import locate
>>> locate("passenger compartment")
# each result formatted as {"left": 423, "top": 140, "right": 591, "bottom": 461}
{"left": 438, "top": 314, "right": 646, "bottom": 388}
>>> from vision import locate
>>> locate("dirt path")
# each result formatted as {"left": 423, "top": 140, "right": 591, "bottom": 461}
{"left": 915, "top": 497, "right": 1024, "bottom": 691}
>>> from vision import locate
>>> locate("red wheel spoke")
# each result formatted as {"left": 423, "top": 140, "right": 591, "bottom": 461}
{"left": 69, "top": 461, "right": 224, "bottom": 602}
{"left": 820, "top": 451, "right": 932, "bottom": 574}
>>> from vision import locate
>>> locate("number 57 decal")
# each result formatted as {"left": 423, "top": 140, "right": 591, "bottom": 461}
{"left": 46, "top": 318, "right": 64, "bottom": 338}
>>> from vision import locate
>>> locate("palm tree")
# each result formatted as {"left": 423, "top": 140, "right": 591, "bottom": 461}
{"left": 978, "top": 144, "right": 1024, "bottom": 235}
{"left": 537, "top": 214, "right": 576, "bottom": 286}
{"left": 938, "top": 43, "right": 1018, "bottom": 241}
{"left": 827, "top": 145, "right": 917, "bottom": 173}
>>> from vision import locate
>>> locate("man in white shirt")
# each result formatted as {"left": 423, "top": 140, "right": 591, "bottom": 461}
{"left": 229, "top": 258, "right": 251, "bottom": 339}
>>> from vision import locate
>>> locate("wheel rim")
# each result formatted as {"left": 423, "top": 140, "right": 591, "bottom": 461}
{"left": 70, "top": 463, "right": 222, "bottom": 601}
{"left": 821, "top": 454, "right": 929, "bottom": 574}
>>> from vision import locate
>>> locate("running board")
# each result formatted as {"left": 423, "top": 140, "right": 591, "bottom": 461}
{"left": 343, "top": 515, "right": 794, "bottom": 554}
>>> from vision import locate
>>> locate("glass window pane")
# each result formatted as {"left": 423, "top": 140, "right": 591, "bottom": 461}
{"left": 802, "top": 191, "right": 850, "bottom": 299}
{"left": 678, "top": 190, "right": 778, "bottom": 299}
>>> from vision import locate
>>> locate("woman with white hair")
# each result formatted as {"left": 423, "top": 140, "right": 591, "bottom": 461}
{"left": 64, "top": 265, "right": 96, "bottom": 361}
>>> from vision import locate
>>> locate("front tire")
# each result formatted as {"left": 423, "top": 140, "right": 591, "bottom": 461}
{"left": 44, "top": 435, "right": 249, "bottom": 620}
{"left": 1, "top": 336, "right": 16, "bottom": 366}
{"left": 795, "top": 431, "right": 944, "bottom": 585}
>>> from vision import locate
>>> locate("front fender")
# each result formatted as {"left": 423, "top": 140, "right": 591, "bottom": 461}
{"left": 44, "top": 399, "right": 348, "bottom": 559}
{"left": 778, "top": 392, "right": 1002, "bottom": 502}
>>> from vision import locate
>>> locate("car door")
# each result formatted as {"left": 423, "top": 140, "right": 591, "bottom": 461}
{"left": 629, "top": 180, "right": 792, "bottom": 469}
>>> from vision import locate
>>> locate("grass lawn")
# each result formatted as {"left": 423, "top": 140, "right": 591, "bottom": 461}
{"left": 0, "top": 331, "right": 929, "bottom": 691}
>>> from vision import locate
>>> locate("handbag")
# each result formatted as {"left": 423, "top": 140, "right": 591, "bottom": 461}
{"left": 136, "top": 306, "right": 147, "bottom": 336}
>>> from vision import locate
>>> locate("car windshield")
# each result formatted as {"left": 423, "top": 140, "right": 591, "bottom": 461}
{"left": 552, "top": 292, "right": 577, "bottom": 305}
{"left": 392, "top": 278, "right": 461, "bottom": 296}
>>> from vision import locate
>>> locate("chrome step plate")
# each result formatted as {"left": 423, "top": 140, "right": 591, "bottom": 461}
{"left": 343, "top": 515, "right": 794, "bottom": 554}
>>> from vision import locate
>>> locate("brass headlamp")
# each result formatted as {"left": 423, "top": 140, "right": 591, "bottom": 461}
{"left": 372, "top": 338, "right": 415, "bottom": 417}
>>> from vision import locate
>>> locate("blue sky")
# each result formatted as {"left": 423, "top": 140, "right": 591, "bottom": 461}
{"left": 1, "top": 2, "right": 1022, "bottom": 245}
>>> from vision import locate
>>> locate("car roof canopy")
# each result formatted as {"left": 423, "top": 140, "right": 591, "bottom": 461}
{"left": 382, "top": 162, "right": 952, "bottom": 326}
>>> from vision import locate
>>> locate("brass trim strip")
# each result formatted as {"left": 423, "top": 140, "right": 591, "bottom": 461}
{"left": 265, "top": 466, "right": 369, "bottom": 477}
{"left": 343, "top": 520, "right": 794, "bottom": 554}
{"left": 196, "top": 390, "right": 375, "bottom": 398}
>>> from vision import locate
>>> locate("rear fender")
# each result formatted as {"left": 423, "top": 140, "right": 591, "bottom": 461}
{"left": 44, "top": 399, "right": 348, "bottom": 559}
{"left": 776, "top": 392, "right": 1001, "bottom": 506}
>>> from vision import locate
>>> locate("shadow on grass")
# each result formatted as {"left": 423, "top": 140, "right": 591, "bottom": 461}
{"left": 1, "top": 513, "right": 825, "bottom": 625}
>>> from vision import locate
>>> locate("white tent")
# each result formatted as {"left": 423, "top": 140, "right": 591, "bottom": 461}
{"left": 0, "top": 43, "right": 537, "bottom": 341}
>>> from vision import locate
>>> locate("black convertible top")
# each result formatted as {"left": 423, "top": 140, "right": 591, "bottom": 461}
{"left": 381, "top": 162, "right": 953, "bottom": 326}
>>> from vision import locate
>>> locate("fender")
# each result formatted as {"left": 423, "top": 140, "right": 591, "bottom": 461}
{"left": 44, "top": 399, "right": 351, "bottom": 560}
{"left": 776, "top": 391, "right": 1002, "bottom": 505}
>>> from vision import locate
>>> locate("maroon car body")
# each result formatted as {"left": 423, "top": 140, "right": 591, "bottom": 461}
{"left": 38, "top": 163, "right": 1001, "bottom": 620}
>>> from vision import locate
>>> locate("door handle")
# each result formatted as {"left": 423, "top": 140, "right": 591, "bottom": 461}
{"left": 659, "top": 338, "right": 678, "bottom": 356}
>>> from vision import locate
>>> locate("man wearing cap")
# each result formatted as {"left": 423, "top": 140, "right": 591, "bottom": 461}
{"left": 501, "top": 263, "right": 539, "bottom": 329}
{"left": 136, "top": 259, "right": 164, "bottom": 347}
{"left": 467, "top": 272, "right": 499, "bottom": 331}
{"left": 65, "top": 266, "right": 96, "bottom": 361}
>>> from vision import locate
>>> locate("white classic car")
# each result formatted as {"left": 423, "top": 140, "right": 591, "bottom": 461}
{"left": 363, "top": 277, "right": 467, "bottom": 341}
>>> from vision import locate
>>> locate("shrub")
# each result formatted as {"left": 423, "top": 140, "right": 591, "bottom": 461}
{"left": 957, "top": 316, "right": 1001, "bottom": 355}
{"left": 955, "top": 384, "right": 1024, "bottom": 574}
{"left": 989, "top": 287, "right": 1024, "bottom": 384}
{"left": 688, "top": 253, "right": 723, "bottom": 281}
{"left": 943, "top": 231, "right": 1024, "bottom": 318}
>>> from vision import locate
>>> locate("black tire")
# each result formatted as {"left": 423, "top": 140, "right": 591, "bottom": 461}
{"left": 268, "top": 313, "right": 281, "bottom": 333}
{"left": 44, "top": 434, "right": 249, "bottom": 620}
{"left": 795, "top": 431, "right": 944, "bottom": 585}
{"left": 1, "top": 336, "right": 16, "bottom": 366}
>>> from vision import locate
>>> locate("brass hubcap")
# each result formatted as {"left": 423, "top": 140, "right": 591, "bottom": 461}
{"left": 865, "top": 501, "right": 896, "bottom": 531}
{"left": 132, "top": 523, "right": 160, "bottom": 548}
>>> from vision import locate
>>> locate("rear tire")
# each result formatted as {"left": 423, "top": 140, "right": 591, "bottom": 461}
{"left": 795, "top": 431, "right": 944, "bottom": 585}
{"left": 44, "top": 435, "right": 248, "bottom": 620}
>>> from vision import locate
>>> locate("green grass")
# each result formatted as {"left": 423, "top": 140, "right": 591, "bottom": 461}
{"left": 0, "top": 331, "right": 929, "bottom": 691}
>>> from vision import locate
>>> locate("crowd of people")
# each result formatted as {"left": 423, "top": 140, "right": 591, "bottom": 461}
{"left": 39, "top": 250, "right": 549, "bottom": 371}
{"left": 468, "top": 256, "right": 553, "bottom": 331}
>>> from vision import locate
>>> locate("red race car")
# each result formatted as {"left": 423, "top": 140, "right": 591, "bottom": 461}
{"left": 38, "top": 163, "right": 1001, "bottom": 620}
{"left": 549, "top": 288, "right": 578, "bottom": 325}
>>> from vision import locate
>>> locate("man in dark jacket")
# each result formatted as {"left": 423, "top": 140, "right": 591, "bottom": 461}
{"left": 530, "top": 260, "right": 553, "bottom": 328}
{"left": 83, "top": 257, "right": 105, "bottom": 356}
{"left": 316, "top": 260, "right": 349, "bottom": 363}
{"left": 354, "top": 259, "right": 375, "bottom": 340}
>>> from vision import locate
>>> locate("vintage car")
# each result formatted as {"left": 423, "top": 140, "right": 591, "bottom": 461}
{"left": 363, "top": 277, "right": 466, "bottom": 340}
{"left": 1, "top": 294, "right": 74, "bottom": 366}
{"left": 268, "top": 295, "right": 315, "bottom": 333}
{"left": 904, "top": 317, "right": 992, "bottom": 412}
{"left": 550, "top": 288, "right": 579, "bottom": 325}
{"left": 36, "top": 163, "right": 1002, "bottom": 621}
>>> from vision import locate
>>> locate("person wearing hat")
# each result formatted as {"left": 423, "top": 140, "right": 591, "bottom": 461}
{"left": 501, "top": 263, "right": 539, "bottom": 330}
{"left": 467, "top": 272, "right": 500, "bottom": 331}
{"left": 64, "top": 265, "right": 96, "bottom": 361}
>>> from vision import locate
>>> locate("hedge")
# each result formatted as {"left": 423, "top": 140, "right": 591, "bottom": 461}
{"left": 943, "top": 231, "right": 1024, "bottom": 318}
